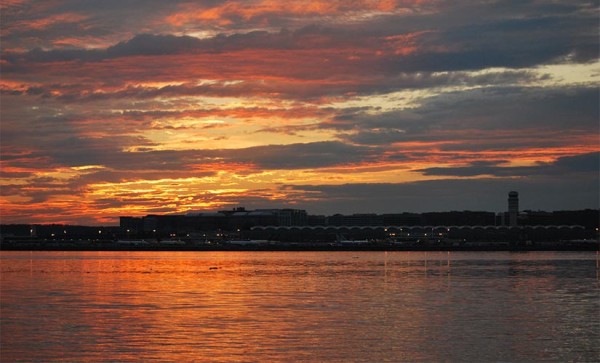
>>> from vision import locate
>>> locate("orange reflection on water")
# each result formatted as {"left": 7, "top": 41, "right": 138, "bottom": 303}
{"left": 1, "top": 251, "right": 599, "bottom": 362}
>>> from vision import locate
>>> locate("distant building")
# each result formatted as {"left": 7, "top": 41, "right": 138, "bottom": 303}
{"left": 421, "top": 211, "right": 495, "bottom": 226}
{"left": 307, "top": 215, "right": 327, "bottom": 226}
{"left": 508, "top": 191, "right": 519, "bottom": 226}
{"left": 119, "top": 207, "right": 307, "bottom": 236}
{"left": 328, "top": 213, "right": 384, "bottom": 226}
{"left": 520, "top": 210, "right": 553, "bottom": 225}
{"left": 256, "top": 209, "right": 307, "bottom": 226}
{"left": 382, "top": 213, "right": 421, "bottom": 226}
{"left": 119, "top": 216, "right": 143, "bottom": 234}
{"left": 113, "top": 200, "right": 600, "bottom": 241}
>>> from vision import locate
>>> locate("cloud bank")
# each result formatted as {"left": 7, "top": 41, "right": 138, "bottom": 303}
{"left": 1, "top": 0, "right": 598, "bottom": 224}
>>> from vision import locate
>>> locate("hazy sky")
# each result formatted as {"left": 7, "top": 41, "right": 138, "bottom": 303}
{"left": 1, "top": 0, "right": 598, "bottom": 225}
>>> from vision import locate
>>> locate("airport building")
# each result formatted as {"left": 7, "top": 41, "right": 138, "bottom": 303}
{"left": 119, "top": 207, "right": 308, "bottom": 236}
{"left": 508, "top": 191, "right": 519, "bottom": 226}
{"left": 111, "top": 193, "right": 599, "bottom": 243}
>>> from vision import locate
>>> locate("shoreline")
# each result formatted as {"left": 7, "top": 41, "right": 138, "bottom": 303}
{"left": 1, "top": 243, "right": 598, "bottom": 252}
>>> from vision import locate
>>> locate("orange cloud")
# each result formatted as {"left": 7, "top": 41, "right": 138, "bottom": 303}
{"left": 1, "top": 1, "right": 597, "bottom": 224}
{"left": 0, "top": 0, "right": 30, "bottom": 11}
{"left": 165, "top": 0, "right": 434, "bottom": 26}
{"left": 384, "top": 31, "right": 429, "bottom": 55}
{"left": 4, "top": 12, "right": 89, "bottom": 34}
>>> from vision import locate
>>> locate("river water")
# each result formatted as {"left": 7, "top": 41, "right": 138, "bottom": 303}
{"left": 1, "top": 251, "right": 598, "bottom": 362}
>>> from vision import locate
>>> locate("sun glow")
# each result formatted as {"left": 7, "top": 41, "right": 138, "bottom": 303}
{"left": 1, "top": 1, "right": 598, "bottom": 224}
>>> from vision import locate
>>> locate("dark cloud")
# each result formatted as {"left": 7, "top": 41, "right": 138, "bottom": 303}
{"left": 4, "top": 0, "right": 597, "bottom": 74}
{"left": 553, "top": 151, "right": 600, "bottom": 172}
{"left": 284, "top": 174, "right": 600, "bottom": 215}
{"left": 98, "top": 141, "right": 376, "bottom": 171}
{"left": 3, "top": 35, "right": 184, "bottom": 64}
{"left": 387, "top": 15, "right": 598, "bottom": 72}
{"left": 5, "top": 28, "right": 343, "bottom": 63}
{"left": 29, "top": 69, "right": 547, "bottom": 103}
{"left": 216, "top": 141, "right": 377, "bottom": 169}
{"left": 1, "top": 123, "right": 378, "bottom": 172}
{"left": 0, "top": 1, "right": 191, "bottom": 50}
{"left": 334, "top": 86, "right": 599, "bottom": 148}
{"left": 416, "top": 152, "right": 600, "bottom": 177}
{"left": 369, "top": 1, "right": 598, "bottom": 70}
{"left": 1, "top": 0, "right": 598, "bottom": 224}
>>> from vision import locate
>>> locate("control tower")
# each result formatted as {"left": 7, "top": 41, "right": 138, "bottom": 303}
{"left": 508, "top": 191, "right": 519, "bottom": 226}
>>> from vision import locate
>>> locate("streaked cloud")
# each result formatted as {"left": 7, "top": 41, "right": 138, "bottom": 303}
{"left": 416, "top": 152, "right": 600, "bottom": 177}
{"left": 1, "top": 0, "right": 598, "bottom": 224}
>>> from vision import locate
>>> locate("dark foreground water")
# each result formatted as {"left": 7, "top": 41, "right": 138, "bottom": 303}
{"left": 1, "top": 251, "right": 598, "bottom": 362}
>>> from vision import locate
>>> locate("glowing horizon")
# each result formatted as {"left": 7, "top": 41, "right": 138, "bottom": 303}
{"left": 1, "top": 1, "right": 598, "bottom": 225}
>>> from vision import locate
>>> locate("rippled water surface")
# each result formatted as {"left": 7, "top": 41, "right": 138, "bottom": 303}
{"left": 1, "top": 251, "right": 598, "bottom": 362}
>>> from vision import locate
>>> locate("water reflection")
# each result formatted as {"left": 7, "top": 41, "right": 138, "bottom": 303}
{"left": 1, "top": 251, "right": 598, "bottom": 362}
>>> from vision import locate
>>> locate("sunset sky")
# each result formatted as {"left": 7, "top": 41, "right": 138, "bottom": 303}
{"left": 1, "top": 0, "right": 598, "bottom": 225}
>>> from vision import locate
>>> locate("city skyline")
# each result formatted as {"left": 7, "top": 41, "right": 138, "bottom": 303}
{"left": 5, "top": 202, "right": 600, "bottom": 228}
{"left": 1, "top": 1, "right": 599, "bottom": 225}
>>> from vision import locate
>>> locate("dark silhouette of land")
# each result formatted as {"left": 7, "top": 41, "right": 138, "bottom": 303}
{"left": 2, "top": 208, "right": 598, "bottom": 251}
